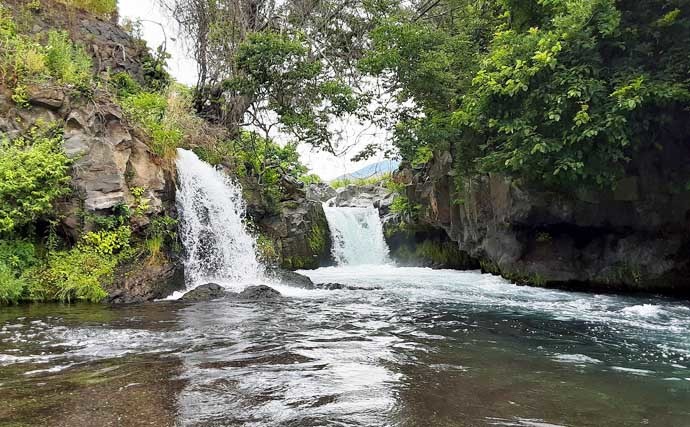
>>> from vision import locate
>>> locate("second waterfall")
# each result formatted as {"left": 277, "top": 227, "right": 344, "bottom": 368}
{"left": 323, "top": 205, "right": 390, "bottom": 266}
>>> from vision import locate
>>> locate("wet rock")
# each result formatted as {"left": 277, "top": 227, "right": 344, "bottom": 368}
{"left": 256, "top": 198, "right": 333, "bottom": 270}
{"left": 315, "top": 283, "right": 380, "bottom": 291}
{"left": 266, "top": 268, "right": 314, "bottom": 289}
{"left": 180, "top": 283, "right": 226, "bottom": 302}
{"left": 235, "top": 285, "right": 282, "bottom": 300}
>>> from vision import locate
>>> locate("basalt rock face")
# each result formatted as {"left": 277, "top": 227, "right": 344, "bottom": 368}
{"left": 400, "top": 147, "right": 690, "bottom": 295}
{"left": 330, "top": 184, "right": 389, "bottom": 208}
{"left": 108, "top": 258, "right": 185, "bottom": 304}
{"left": 244, "top": 178, "right": 334, "bottom": 271}
{"left": 1, "top": 86, "right": 183, "bottom": 302}
{"left": 1, "top": 87, "right": 174, "bottom": 236}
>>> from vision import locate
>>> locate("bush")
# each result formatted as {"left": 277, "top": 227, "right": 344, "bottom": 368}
{"left": 145, "top": 215, "right": 178, "bottom": 264}
{"left": 38, "top": 226, "right": 132, "bottom": 303}
{"left": 0, "top": 124, "right": 71, "bottom": 233}
{"left": 0, "top": 240, "right": 39, "bottom": 304}
{"left": 330, "top": 172, "right": 391, "bottom": 189}
{"left": 121, "top": 90, "right": 184, "bottom": 160}
{"left": 299, "top": 174, "right": 322, "bottom": 185}
{"left": 0, "top": 262, "right": 24, "bottom": 305}
{"left": 0, "top": 8, "right": 93, "bottom": 98}
{"left": 56, "top": 0, "right": 117, "bottom": 16}
{"left": 44, "top": 30, "right": 92, "bottom": 88}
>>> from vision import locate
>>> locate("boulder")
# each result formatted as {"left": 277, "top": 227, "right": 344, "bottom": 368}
{"left": 107, "top": 259, "right": 185, "bottom": 304}
{"left": 258, "top": 198, "right": 333, "bottom": 270}
{"left": 331, "top": 184, "right": 390, "bottom": 208}
{"left": 179, "top": 283, "right": 226, "bottom": 302}
{"left": 266, "top": 268, "right": 314, "bottom": 288}
{"left": 235, "top": 285, "right": 282, "bottom": 300}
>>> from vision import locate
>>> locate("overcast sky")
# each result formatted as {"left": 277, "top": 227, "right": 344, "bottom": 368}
{"left": 117, "top": 0, "right": 395, "bottom": 180}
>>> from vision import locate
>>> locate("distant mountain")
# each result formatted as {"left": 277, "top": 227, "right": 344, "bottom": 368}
{"left": 332, "top": 160, "right": 400, "bottom": 182}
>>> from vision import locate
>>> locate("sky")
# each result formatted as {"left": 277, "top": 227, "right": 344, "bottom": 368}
{"left": 117, "top": 0, "right": 395, "bottom": 180}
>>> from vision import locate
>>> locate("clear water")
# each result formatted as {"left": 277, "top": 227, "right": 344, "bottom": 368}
{"left": 323, "top": 205, "right": 391, "bottom": 266}
{"left": 1, "top": 266, "right": 689, "bottom": 426}
{"left": 175, "top": 148, "right": 263, "bottom": 291}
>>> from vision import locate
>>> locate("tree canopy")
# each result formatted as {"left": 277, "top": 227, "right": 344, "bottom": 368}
{"left": 362, "top": 0, "right": 690, "bottom": 189}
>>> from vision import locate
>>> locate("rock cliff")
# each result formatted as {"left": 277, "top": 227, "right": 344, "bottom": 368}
{"left": 397, "top": 145, "right": 690, "bottom": 295}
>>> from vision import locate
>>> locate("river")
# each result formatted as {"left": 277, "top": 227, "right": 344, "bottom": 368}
{"left": 1, "top": 265, "right": 689, "bottom": 426}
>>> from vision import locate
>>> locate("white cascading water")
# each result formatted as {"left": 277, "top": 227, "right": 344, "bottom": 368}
{"left": 175, "top": 148, "right": 263, "bottom": 289}
{"left": 323, "top": 204, "right": 390, "bottom": 265}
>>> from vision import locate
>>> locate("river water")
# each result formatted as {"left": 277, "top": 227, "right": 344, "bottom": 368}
{"left": 1, "top": 265, "right": 689, "bottom": 426}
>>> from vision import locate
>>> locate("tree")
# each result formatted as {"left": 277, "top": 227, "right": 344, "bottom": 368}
{"left": 362, "top": 0, "right": 690, "bottom": 189}
{"left": 161, "top": 0, "right": 391, "bottom": 150}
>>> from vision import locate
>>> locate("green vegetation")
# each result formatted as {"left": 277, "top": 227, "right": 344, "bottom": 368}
{"left": 299, "top": 174, "right": 322, "bottom": 186}
{"left": 57, "top": 0, "right": 117, "bottom": 16}
{"left": 145, "top": 215, "right": 178, "bottom": 265}
{"left": 0, "top": 123, "right": 71, "bottom": 233}
{"left": 120, "top": 90, "right": 184, "bottom": 160}
{"left": 38, "top": 226, "right": 132, "bottom": 303}
{"left": 307, "top": 221, "right": 327, "bottom": 254}
{"left": 0, "top": 7, "right": 93, "bottom": 100}
{"left": 330, "top": 173, "right": 392, "bottom": 190}
{"left": 391, "top": 238, "right": 475, "bottom": 269}
{"left": 362, "top": 0, "right": 690, "bottom": 190}
{"left": 256, "top": 234, "right": 279, "bottom": 264}
{"left": 0, "top": 226, "right": 132, "bottom": 304}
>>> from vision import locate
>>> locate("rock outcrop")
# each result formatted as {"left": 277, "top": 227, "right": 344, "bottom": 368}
{"left": 266, "top": 268, "right": 315, "bottom": 289}
{"left": 234, "top": 285, "right": 282, "bottom": 300}
{"left": 399, "top": 146, "right": 690, "bottom": 295}
{"left": 246, "top": 178, "right": 334, "bottom": 270}
{"left": 107, "top": 258, "right": 184, "bottom": 304}
{"left": 306, "top": 183, "right": 336, "bottom": 203}
{"left": 329, "top": 183, "right": 389, "bottom": 208}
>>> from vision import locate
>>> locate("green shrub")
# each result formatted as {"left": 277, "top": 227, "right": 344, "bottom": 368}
{"left": 145, "top": 215, "right": 178, "bottom": 263}
{"left": 42, "top": 248, "right": 114, "bottom": 303}
{"left": 0, "top": 239, "right": 37, "bottom": 272}
{"left": 0, "top": 262, "right": 25, "bottom": 305}
{"left": 0, "top": 9, "right": 93, "bottom": 98}
{"left": 0, "top": 240, "right": 39, "bottom": 304}
{"left": 0, "top": 124, "right": 71, "bottom": 233}
{"left": 57, "top": 0, "right": 117, "bottom": 16}
{"left": 110, "top": 72, "right": 142, "bottom": 98}
{"left": 38, "top": 226, "right": 132, "bottom": 303}
{"left": 299, "top": 173, "right": 322, "bottom": 185}
{"left": 121, "top": 91, "right": 184, "bottom": 160}
{"left": 330, "top": 172, "right": 391, "bottom": 189}
{"left": 44, "top": 30, "right": 92, "bottom": 87}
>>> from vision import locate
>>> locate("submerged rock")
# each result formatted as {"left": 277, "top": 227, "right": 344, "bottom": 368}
{"left": 266, "top": 268, "right": 315, "bottom": 289}
{"left": 235, "top": 285, "right": 282, "bottom": 300}
{"left": 315, "top": 283, "right": 380, "bottom": 291}
{"left": 180, "top": 283, "right": 226, "bottom": 302}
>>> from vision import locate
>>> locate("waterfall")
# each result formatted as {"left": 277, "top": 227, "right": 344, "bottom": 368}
{"left": 175, "top": 148, "right": 263, "bottom": 289}
{"left": 323, "top": 205, "right": 390, "bottom": 266}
